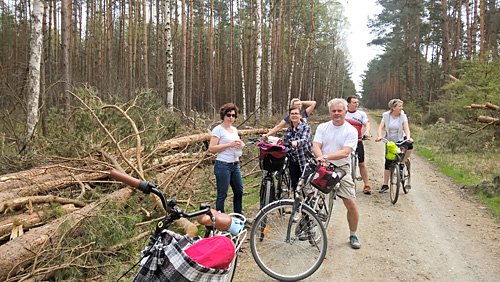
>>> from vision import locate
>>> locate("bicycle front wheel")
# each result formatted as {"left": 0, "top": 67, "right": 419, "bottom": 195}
{"left": 350, "top": 154, "right": 357, "bottom": 191}
{"left": 250, "top": 200, "right": 327, "bottom": 281}
{"left": 389, "top": 165, "right": 400, "bottom": 204}
{"left": 402, "top": 159, "right": 411, "bottom": 194}
{"left": 317, "top": 190, "right": 335, "bottom": 229}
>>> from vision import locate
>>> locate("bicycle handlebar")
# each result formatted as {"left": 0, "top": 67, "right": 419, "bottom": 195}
{"left": 109, "top": 169, "right": 232, "bottom": 231}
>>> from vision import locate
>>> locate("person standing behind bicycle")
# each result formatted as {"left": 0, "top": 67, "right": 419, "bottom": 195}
{"left": 208, "top": 103, "right": 245, "bottom": 215}
{"left": 345, "top": 96, "right": 372, "bottom": 195}
{"left": 283, "top": 106, "right": 312, "bottom": 192}
{"left": 312, "top": 98, "right": 361, "bottom": 249}
{"left": 375, "top": 99, "right": 414, "bottom": 193}
{"left": 263, "top": 98, "right": 316, "bottom": 138}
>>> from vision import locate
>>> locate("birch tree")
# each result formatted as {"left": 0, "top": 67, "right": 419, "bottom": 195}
{"left": 164, "top": 0, "right": 174, "bottom": 110}
{"left": 25, "top": 0, "right": 44, "bottom": 146}
{"left": 255, "top": 0, "right": 263, "bottom": 124}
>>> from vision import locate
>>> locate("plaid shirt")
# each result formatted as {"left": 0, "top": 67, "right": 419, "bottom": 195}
{"left": 284, "top": 121, "right": 312, "bottom": 171}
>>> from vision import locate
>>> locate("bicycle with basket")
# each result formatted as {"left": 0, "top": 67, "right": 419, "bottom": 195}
{"left": 378, "top": 138, "right": 412, "bottom": 204}
{"left": 109, "top": 170, "right": 247, "bottom": 282}
{"left": 248, "top": 136, "right": 293, "bottom": 207}
{"left": 249, "top": 150, "right": 345, "bottom": 281}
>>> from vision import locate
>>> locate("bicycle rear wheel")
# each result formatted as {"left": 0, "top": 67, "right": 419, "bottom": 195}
{"left": 402, "top": 159, "right": 411, "bottom": 194}
{"left": 389, "top": 165, "right": 400, "bottom": 204}
{"left": 250, "top": 200, "right": 327, "bottom": 281}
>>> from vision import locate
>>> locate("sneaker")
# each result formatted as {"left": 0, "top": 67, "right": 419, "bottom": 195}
{"left": 400, "top": 163, "right": 405, "bottom": 170}
{"left": 363, "top": 184, "right": 372, "bottom": 195}
{"left": 350, "top": 235, "right": 361, "bottom": 249}
{"left": 379, "top": 185, "right": 389, "bottom": 193}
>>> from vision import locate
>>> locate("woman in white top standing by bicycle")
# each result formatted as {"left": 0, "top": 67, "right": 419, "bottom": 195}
{"left": 209, "top": 103, "right": 245, "bottom": 214}
{"left": 375, "top": 99, "right": 413, "bottom": 193}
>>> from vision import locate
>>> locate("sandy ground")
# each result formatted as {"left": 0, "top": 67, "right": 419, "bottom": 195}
{"left": 233, "top": 115, "right": 500, "bottom": 282}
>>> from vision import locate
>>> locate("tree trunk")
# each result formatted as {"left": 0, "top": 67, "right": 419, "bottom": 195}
{"left": 180, "top": 0, "right": 187, "bottom": 111}
{"left": 441, "top": 0, "right": 450, "bottom": 75}
{"left": 240, "top": 3, "right": 247, "bottom": 121}
{"left": 267, "top": 8, "right": 273, "bottom": 118}
{"left": 142, "top": 0, "right": 149, "bottom": 88}
{"left": 255, "top": 0, "right": 263, "bottom": 124}
{"left": 164, "top": 0, "right": 174, "bottom": 110}
{"left": 24, "top": 0, "right": 44, "bottom": 149}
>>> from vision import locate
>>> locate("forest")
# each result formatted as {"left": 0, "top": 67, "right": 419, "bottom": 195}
{"left": 0, "top": 0, "right": 500, "bottom": 281}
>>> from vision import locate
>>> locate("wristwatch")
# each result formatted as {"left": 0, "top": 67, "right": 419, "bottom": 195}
{"left": 323, "top": 154, "right": 328, "bottom": 160}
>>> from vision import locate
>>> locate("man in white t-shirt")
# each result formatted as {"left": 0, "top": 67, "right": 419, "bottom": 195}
{"left": 312, "top": 98, "right": 361, "bottom": 249}
{"left": 345, "top": 96, "right": 372, "bottom": 194}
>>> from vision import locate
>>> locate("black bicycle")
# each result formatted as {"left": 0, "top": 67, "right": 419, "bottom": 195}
{"left": 349, "top": 136, "right": 369, "bottom": 190}
{"left": 109, "top": 170, "right": 247, "bottom": 282}
{"left": 379, "top": 138, "right": 412, "bottom": 204}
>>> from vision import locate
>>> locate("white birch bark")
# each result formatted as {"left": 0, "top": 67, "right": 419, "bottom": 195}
{"left": 266, "top": 19, "right": 273, "bottom": 118}
{"left": 240, "top": 28, "right": 247, "bottom": 120}
{"left": 287, "top": 36, "right": 298, "bottom": 107}
{"left": 254, "top": 0, "right": 263, "bottom": 124}
{"left": 25, "top": 0, "right": 44, "bottom": 142}
{"left": 164, "top": 0, "right": 174, "bottom": 110}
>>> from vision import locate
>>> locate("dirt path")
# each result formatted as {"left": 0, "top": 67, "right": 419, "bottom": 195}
{"left": 234, "top": 115, "right": 500, "bottom": 281}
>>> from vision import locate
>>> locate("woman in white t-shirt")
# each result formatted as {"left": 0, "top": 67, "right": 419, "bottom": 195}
{"left": 208, "top": 103, "right": 245, "bottom": 214}
{"left": 375, "top": 99, "right": 413, "bottom": 193}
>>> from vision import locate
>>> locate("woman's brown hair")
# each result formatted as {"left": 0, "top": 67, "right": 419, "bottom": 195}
{"left": 219, "top": 103, "right": 239, "bottom": 120}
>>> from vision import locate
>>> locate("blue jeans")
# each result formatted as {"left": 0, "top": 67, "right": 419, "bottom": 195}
{"left": 214, "top": 160, "right": 244, "bottom": 214}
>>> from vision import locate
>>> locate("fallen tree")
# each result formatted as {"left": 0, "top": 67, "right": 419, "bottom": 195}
{"left": 0, "top": 187, "right": 133, "bottom": 281}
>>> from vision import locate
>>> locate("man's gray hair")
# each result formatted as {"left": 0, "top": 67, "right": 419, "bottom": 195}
{"left": 327, "top": 98, "right": 348, "bottom": 111}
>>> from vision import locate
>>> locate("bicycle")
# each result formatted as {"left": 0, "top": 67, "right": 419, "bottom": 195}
{"left": 248, "top": 137, "right": 292, "bottom": 208}
{"left": 249, "top": 150, "right": 345, "bottom": 281}
{"left": 109, "top": 170, "right": 247, "bottom": 282}
{"left": 378, "top": 138, "right": 412, "bottom": 204}
{"left": 349, "top": 136, "right": 369, "bottom": 190}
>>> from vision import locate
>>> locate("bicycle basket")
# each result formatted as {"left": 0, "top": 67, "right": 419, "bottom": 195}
{"left": 309, "top": 165, "right": 345, "bottom": 194}
{"left": 133, "top": 230, "right": 231, "bottom": 282}
{"left": 259, "top": 145, "right": 288, "bottom": 172}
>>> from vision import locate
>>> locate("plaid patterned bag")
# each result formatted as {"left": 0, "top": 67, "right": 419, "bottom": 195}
{"left": 133, "top": 230, "right": 230, "bottom": 282}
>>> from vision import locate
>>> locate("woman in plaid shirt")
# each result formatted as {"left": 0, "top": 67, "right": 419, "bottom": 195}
{"left": 283, "top": 106, "right": 313, "bottom": 191}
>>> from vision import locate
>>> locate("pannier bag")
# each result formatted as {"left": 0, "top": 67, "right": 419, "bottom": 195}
{"left": 385, "top": 141, "right": 400, "bottom": 160}
{"left": 310, "top": 165, "right": 345, "bottom": 194}
{"left": 258, "top": 141, "right": 290, "bottom": 172}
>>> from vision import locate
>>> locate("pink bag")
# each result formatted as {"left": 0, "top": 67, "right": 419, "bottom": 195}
{"left": 184, "top": 236, "right": 235, "bottom": 269}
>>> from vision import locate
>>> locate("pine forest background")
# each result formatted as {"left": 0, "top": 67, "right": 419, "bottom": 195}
{"left": 0, "top": 0, "right": 500, "bottom": 171}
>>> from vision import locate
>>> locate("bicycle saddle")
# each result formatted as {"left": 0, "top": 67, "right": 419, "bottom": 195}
{"left": 198, "top": 209, "right": 232, "bottom": 231}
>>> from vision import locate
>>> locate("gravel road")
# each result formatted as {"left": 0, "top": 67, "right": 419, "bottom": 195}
{"left": 234, "top": 115, "right": 500, "bottom": 282}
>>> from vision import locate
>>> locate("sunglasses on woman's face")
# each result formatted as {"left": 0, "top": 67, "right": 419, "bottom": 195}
{"left": 226, "top": 113, "right": 236, "bottom": 118}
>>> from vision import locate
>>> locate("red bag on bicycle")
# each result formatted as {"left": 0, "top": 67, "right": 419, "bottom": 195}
{"left": 184, "top": 236, "right": 235, "bottom": 269}
{"left": 310, "top": 166, "right": 344, "bottom": 194}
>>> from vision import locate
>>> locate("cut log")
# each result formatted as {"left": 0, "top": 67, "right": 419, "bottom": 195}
{"left": 0, "top": 187, "right": 133, "bottom": 280}
{"left": 0, "top": 204, "right": 79, "bottom": 238}
{"left": 0, "top": 195, "right": 86, "bottom": 213}
{"left": 478, "top": 116, "right": 500, "bottom": 125}
{"left": 173, "top": 217, "right": 198, "bottom": 237}
{"left": 156, "top": 128, "right": 268, "bottom": 152}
